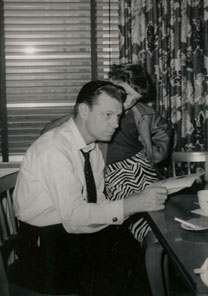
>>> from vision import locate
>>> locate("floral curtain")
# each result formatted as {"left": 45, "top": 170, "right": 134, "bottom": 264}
{"left": 118, "top": 0, "right": 208, "bottom": 154}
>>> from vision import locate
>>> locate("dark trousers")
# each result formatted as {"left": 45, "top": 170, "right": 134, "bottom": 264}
{"left": 15, "top": 221, "right": 139, "bottom": 296}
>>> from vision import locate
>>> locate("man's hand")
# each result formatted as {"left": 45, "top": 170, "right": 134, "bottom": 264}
{"left": 124, "top": 186, "right": 168, "bottom": 217}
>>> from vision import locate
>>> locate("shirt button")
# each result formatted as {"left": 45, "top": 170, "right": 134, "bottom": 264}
{"left": 112, "top": 217, "right": 118, "bottom": 222}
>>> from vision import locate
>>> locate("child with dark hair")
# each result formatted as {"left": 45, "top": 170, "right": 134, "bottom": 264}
{"left": 105, "top": 63, "right": 171, "bottom": 246}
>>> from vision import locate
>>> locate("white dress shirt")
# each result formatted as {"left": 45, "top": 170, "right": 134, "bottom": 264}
{"left": 13, "top": 118, "right": 124, "bottom": 233}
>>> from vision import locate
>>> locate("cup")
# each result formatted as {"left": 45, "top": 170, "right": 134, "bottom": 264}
{"left": 198, "top": 190, "right": 208, "bottom": 212}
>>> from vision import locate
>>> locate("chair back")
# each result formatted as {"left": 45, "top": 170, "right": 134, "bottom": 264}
{"left": 0, "top": 171, "right": 18, "bottom": 296}
{"left": 171, "top": 151, "right": 208, "bottom": 181}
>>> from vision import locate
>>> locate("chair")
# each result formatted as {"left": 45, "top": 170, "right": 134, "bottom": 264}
{"left": 0, "top": 171, "right": 79, "bottom": 296}
{"left": 172, "top": 151, "right": 208, "bottom": 182}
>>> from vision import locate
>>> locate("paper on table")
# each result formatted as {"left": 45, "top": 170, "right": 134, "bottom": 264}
{"left": 151, "top": 173, "right": 204, "bottom": 195}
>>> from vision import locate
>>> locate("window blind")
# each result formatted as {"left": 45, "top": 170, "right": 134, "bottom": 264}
{"left": 1, "top": 0, "right": 119, "bottom": 161}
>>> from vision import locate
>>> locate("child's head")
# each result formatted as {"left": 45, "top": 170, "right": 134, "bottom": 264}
{"left": 108, "top": 63, "right": 156, "bottom": 105}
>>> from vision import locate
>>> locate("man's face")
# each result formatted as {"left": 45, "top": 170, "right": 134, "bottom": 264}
{"left": 84, "top": 92, "right": 123, "bottom": 143}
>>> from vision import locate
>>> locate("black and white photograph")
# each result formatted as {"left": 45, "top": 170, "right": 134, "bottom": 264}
{"left": 0, "top": 1, "right": 208, "bottom": 295}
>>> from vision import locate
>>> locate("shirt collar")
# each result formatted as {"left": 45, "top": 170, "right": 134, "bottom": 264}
{"left": 70, "top": 118, "right": 96, "bottom": 153}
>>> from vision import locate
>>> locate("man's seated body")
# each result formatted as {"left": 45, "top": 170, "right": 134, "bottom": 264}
{"left": 13, "top": 80, "right": 167, "bottom": 296}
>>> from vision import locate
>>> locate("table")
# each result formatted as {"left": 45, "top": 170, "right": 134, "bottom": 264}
{"left": 145, "top": 191, "right": 208, "bottom": 296}
{"left": 0, "top": 168, "right": 19, "bottom": 178}
{"left": 0, "top": 168, "right": 19, "bottom": 192}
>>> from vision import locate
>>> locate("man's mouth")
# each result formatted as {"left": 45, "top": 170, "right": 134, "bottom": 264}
{"left": 105, "top": 131, "right": 115, "bottom": 135}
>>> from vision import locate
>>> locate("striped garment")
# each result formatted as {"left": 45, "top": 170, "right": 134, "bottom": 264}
{"left": 105, "top": 150, "right": 158, "bottom": 245}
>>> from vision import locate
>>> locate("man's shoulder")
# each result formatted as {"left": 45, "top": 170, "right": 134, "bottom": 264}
{"left": 31, "top": 121, "right": 74, "bottom": 154}
{"left": 41, "top": 114, "right": 71, "bottom": 135}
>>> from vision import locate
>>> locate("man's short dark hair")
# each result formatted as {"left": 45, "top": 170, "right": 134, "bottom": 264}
{"left": 74, "top": 80, "right": 126, "bottom": 116}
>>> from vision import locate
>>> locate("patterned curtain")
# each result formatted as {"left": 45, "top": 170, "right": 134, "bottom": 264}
{"left": 119, "top": 0, "right": 208, "bottom": 153}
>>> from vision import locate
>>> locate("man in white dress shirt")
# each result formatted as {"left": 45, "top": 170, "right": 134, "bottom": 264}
{"left": 13, "top": 80, "right": 167, "bottom": 296}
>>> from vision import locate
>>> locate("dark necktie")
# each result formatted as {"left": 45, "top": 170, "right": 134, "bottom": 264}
{"left": 81, "top": 150, "right": 97, "bottom": 203}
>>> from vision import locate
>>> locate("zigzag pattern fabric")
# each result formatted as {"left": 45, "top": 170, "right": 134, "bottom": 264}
{"left": 105, "top": 150, "right": 158, "bottom": 244}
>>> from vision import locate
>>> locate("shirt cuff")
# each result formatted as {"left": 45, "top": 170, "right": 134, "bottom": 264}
{"left": 105, "top": 199, "right": 124, "bottom": 225}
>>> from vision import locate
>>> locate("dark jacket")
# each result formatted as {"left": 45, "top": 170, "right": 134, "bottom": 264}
{"left": 132, "top": 103, "right": 171, "bottom": 164}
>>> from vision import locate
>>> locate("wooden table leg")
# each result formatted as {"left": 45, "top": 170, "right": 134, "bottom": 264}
{"left": 145, "top": 242, "right": 167, "bottom": 296}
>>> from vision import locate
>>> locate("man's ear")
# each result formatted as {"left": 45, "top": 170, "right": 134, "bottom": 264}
{"left": 78, "top": 103, "right": 89, "bottom": 119}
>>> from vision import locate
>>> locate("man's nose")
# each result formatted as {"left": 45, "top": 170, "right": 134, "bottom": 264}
{"left": 110, "top": 117, "right": 119, "bottom": 128}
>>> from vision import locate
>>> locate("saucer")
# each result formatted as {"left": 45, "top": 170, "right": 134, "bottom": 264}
{"left": 181, "top": 218, "right": 208, "bottom": 231}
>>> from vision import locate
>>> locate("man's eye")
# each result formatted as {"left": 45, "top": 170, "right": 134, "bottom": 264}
{"left": 105, "top": 113, "right": 112, "bottom": 118}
